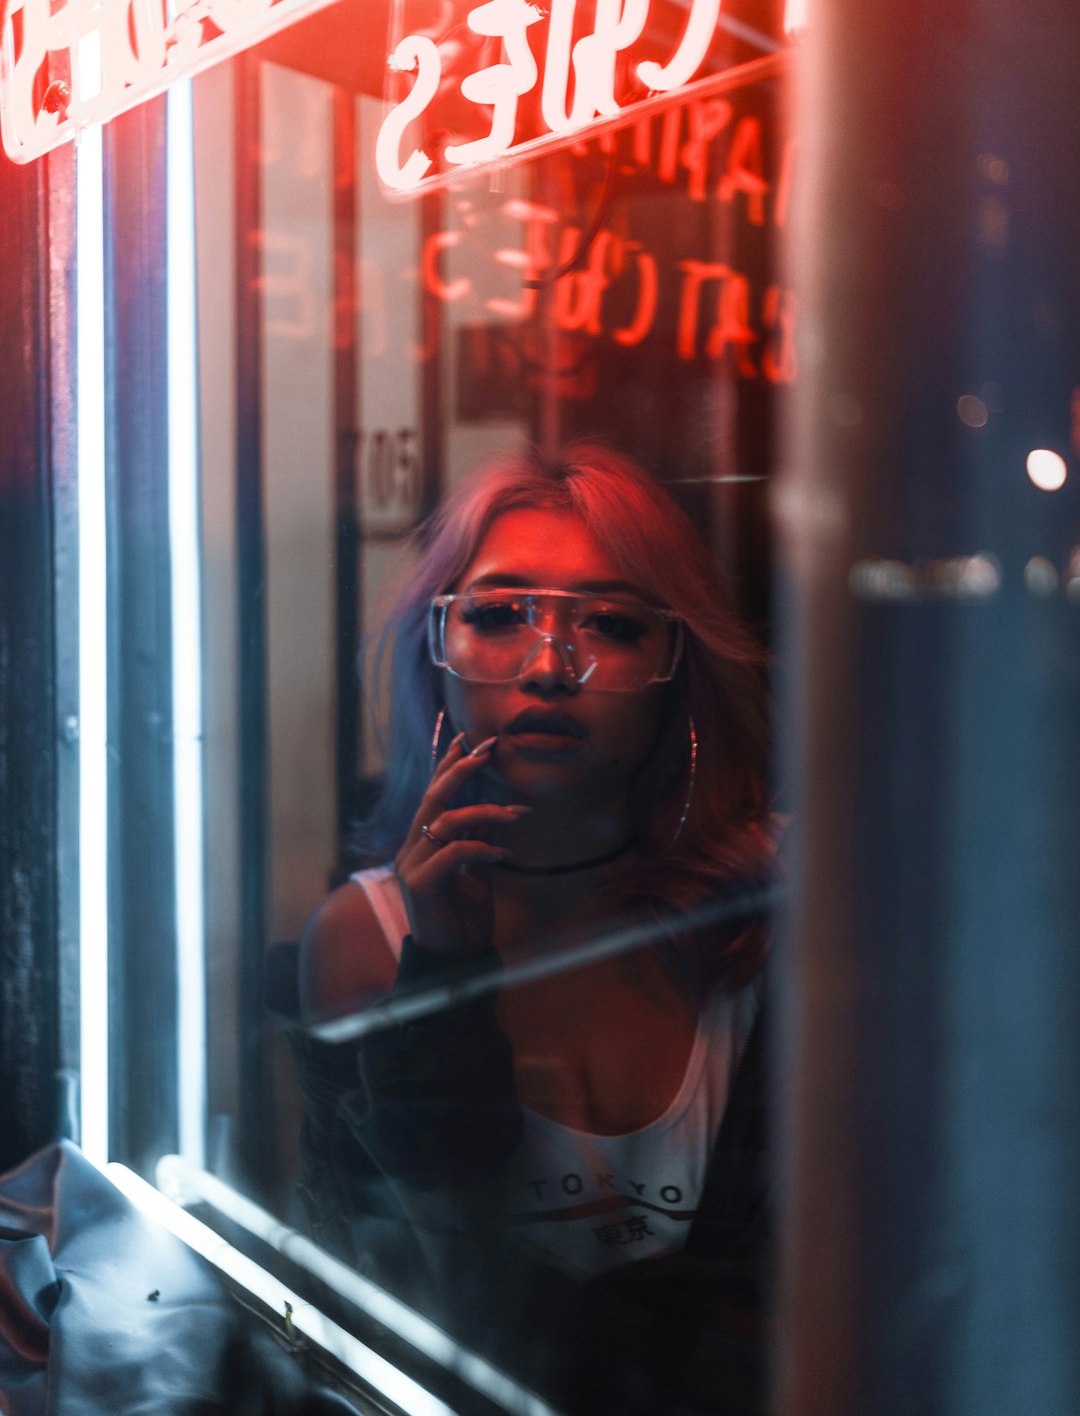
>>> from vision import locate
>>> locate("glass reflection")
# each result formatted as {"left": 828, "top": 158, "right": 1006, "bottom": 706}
{"left": 289, "top": 444, "right": 774, "bottom": 1411}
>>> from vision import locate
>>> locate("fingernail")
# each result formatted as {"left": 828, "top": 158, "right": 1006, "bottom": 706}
{"left": 505, "top": 805, "right": 532, "bottom": 814}
{"left": 470, "top": 735, "right": 498, "bottom": 756}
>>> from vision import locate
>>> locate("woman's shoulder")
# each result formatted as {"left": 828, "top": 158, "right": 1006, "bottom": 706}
{"left": 299, "top": 870, "right": 402, "bottom": 1024}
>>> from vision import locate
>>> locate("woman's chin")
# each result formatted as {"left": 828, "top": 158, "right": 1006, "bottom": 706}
{"left": 490, "top": 757, "right": 621, "bottom": 809}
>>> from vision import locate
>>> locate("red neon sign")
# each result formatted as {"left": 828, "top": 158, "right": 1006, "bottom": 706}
{"left": 377, "top": 0, "right": 792, "bottom": 194}
{"left": 0, "top": 0, "right": 341, "bottom": 163}
{"left": 418, "top": 193, "right": 796, "bottom": 375}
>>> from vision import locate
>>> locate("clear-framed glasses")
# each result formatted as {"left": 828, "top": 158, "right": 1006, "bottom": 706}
{"left": 428, "top": 587, "right": 684, "bottom": 692}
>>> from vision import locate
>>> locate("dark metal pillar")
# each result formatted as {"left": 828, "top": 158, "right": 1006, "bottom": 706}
{"left": 0, "top": 145, "right": 71, "bottom": 1172}
{"left": 779, "top": 2, "right": 1080, "bottom": 1413}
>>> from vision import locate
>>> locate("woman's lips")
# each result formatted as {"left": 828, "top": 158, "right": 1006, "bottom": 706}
{"left": 509, "top": 731, "right": 585, "bottom": 751}
{"left": 506, "top": 713, "right": 586, "bottom": 738}
{"left": 505, "top": 714, "right": 587, "bottom": 755}
{"left": 506, "top": 735, "right": 586, "bottom": 764}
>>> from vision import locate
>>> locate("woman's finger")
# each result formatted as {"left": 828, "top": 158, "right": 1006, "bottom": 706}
{"left": 413, "top": 733, "right": 499, "bottom": 832}
{"left": 429, "top": 731, "right": 468, "bottom": 782}
{"left": 417, "top": 802, "right": 530, "bottom": 846}
{"left": 402, "top": 732, "right": 470, "bottom": 847}
{"left": 401, "top": 805, "right": 527, "bottom": 872}
{"left": 408, "top": 839, "right": 512, "bottom": 890}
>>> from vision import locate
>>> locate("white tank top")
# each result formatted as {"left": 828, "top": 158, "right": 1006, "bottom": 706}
{"left": 350, "top": 866, "right": 760, "bottom": 1280}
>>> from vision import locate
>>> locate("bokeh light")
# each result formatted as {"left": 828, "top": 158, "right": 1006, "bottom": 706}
{"left": 957, "top": 395, "right": 989, "bottom": 428}
{"left": 1024, "top": 557, "right": 1059, "bottom": 597}
{"left": 1026, "top": 449, "right": 1067, "bottom": 491}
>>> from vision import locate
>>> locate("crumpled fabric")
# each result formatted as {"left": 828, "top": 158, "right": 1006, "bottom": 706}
{"left": 0, "top": 1140, "right": 353, "bottom": 1416}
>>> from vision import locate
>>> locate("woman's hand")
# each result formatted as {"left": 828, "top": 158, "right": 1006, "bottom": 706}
{"left": 394, "top": 733, "right": 529, "bottom": 958}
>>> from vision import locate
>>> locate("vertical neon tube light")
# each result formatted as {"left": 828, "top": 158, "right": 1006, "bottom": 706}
{"left": 77, "top": 34, "right": 110, "bottom": 1168}
{"left": 167, "top": 77, "right": 207, "bottom": 1167}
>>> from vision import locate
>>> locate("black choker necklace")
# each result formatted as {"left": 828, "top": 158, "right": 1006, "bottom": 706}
{"left": 496, "top": 836, "right": 637, "bottom": 876}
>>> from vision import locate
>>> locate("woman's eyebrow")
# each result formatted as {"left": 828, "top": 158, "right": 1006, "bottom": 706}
{"left": 463, "top": 574, "right": 646, "bottom": 596}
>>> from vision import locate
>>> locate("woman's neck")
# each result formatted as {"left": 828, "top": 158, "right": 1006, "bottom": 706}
{"left": 487, "top": 801, "right": 641, "bottom": 960}
{"left": 490, "top": 859, "right": 625, "bottom": 957}
{"left": 492, "top": 796, "right": 635, "bottom": 873}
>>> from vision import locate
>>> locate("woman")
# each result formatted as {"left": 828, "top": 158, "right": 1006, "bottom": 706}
{"left": 292, "top": 443, "right": 774, "bottom": 1411}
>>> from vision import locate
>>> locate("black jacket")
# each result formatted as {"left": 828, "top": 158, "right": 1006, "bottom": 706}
{"left": 284, "top": 935, "right": 772, "bottom": 1416}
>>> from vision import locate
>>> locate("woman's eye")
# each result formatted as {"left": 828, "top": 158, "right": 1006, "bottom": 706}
{"left": 585, "top": 612, "right": 647, "bottom": 642}
{"left": 463, "top": 602, "right": 524, "bottom": 631}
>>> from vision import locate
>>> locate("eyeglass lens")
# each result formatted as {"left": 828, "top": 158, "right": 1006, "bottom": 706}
{"left": 438, "top": 591, "right": 677, "bottom": 689}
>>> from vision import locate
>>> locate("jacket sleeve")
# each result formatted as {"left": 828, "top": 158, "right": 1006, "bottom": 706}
{"left": 287, "top": 935, "right": 523, "bottom": 1233}
{"left": 284, "top": 936, "right": 529, "bottom": 1329}
{"left": 346, "top": 935, "right": 524, "bottom": 1188}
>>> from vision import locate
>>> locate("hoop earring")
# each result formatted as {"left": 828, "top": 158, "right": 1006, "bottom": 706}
{"left": 430, "top": 707, "right": 450, "bottom": 776}
{"left": 665, "top": 713, "right": 697, "bottom": 851}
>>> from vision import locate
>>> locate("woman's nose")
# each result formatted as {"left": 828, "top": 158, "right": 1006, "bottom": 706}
{"left": 518, "top": 632, "right": 580, "bottom": 691}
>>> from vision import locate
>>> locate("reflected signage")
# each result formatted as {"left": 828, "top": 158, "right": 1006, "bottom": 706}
{"left": 0, "top": 0, "right": 342, "bottom": 163}
{"left": 377, "top": 0, "right": 793, "bottom": 193}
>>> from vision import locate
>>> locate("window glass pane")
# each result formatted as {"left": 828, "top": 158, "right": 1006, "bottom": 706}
{"left": 190, "top": 4, "right": 790, "bottom": 1407}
